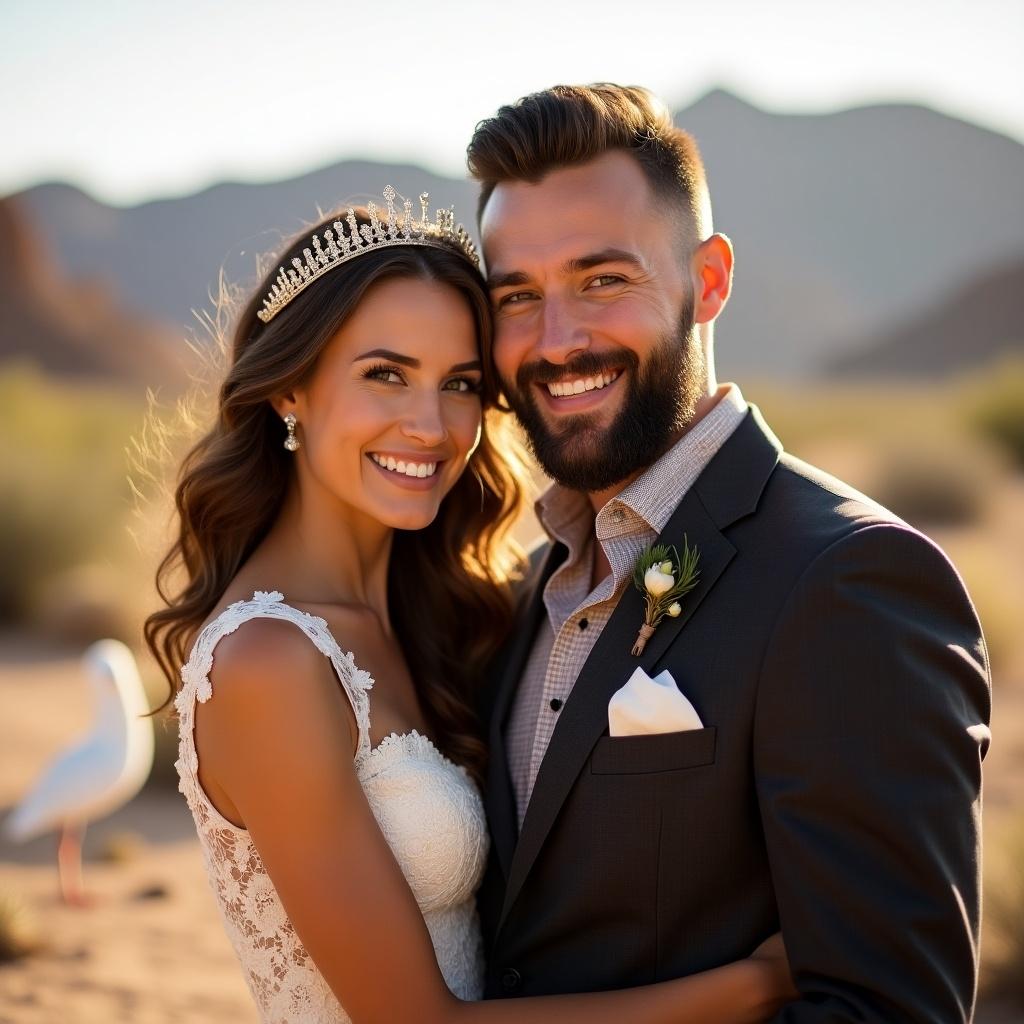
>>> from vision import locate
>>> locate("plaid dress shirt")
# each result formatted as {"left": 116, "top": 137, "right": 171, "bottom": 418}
{"left": 505, "top": 384, "right": 748, "bottom": 827}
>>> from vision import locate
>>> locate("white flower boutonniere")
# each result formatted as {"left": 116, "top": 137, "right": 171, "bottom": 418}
{"left": 630, "top": 538, "right": 700, "bottom": 656}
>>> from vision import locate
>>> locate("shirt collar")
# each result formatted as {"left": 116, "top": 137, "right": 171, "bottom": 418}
{"left": 536, "top": 383, "right": 748, "bottom": 549}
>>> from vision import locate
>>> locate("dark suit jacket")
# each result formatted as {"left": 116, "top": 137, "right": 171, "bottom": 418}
{"left": 478, "top": 406, "right": 991, "bottom": 1023}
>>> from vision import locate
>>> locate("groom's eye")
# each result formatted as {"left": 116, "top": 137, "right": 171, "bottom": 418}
{"left": 496, "top": 291, "right": 535, "bottom": 308}
{"left": 586, "top": 274, "right": 625, "bottom": 289}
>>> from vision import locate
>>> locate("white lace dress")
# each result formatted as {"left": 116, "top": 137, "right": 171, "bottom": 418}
{"left": 175, "top": 591, "right": 488, "bottom": 1023}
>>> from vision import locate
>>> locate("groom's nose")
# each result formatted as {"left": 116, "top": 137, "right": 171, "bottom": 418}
{"left": 535, "top": 296, "right": 590, "bottom": 365}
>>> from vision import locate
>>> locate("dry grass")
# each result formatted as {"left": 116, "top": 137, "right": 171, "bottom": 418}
{"left": 982, "top": 817, "right": 1024, "bottom": 1005}
{"left": 0, "top": 892, "right": 45, "bottom": 963}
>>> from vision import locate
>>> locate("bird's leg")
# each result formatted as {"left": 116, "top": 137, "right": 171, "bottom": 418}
{"left": 57, "top": 822, "right": 89, "bottom": 907}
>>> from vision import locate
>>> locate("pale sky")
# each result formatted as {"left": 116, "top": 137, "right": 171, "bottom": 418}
{"left": 3, "top": 0, "right": 1022, "bottom": 206}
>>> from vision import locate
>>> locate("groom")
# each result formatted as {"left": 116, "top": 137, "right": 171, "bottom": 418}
{"left": 469, "top": 84, "right": 991, "bottom": 1021}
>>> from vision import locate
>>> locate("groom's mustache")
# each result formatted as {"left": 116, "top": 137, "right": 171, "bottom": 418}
{"left": 514, "top": 351, "right": 640, "bottom": 393}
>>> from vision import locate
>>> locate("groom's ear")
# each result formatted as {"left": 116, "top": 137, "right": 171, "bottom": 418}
{"left": 692, "top": 233, "right": 734, "bottom": 325}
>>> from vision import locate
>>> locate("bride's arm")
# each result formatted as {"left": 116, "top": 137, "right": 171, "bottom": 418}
{"left": 197, "top": 620, "right": 790, "bottom": 1024}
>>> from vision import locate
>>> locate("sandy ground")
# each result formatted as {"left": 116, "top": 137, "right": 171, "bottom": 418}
{"left": 0, "top": 647, "right": 257, "bottom": 1024}
{"left": 1, "top": 611, "right": 1022, "bottom": 1022}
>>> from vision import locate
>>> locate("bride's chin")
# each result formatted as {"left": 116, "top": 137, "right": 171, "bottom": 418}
{"left": 378, "top": 506, "right": 440, "bottom": 532}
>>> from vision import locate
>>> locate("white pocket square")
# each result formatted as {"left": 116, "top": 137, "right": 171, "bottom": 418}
{"left": 608, "top": 667, "right": 703, "bottom": 737}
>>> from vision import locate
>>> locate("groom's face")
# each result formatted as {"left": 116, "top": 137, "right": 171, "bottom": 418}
{"left": 481, "top": 150, "right": 701, "bottom": 494}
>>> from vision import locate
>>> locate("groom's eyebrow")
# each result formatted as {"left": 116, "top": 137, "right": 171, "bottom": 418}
{"left": 488, "top": 248, "right": 645, "bottom": 290}
{"left": 564, "top": 248, "right": 645, "bottom": 274}
{"left": 487, "top": 270, "right": 531, "bottom": 291}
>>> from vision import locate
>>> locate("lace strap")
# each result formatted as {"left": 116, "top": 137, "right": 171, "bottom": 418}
{"left": 176, "top": 591, "right": 375, "bottom": 780}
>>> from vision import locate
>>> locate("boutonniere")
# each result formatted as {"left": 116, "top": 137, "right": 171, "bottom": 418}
{"left": 630, "top": 538, "right": 700, "bottom": 656}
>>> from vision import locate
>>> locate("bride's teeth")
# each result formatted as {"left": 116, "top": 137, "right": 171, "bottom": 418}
{"left": 371, "top": 454, "right": 438, "bottom": 478}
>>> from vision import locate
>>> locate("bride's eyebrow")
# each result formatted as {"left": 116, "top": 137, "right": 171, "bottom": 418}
{"left": 355, "top": 348, "right": 419, "bottom": 367}
{"left": 355, "top": 349, "right": 481, "bottom": 374}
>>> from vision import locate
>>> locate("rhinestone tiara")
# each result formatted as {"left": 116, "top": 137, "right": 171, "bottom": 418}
{"left": 256, "top": 186, "right": 480, "bottom": 323}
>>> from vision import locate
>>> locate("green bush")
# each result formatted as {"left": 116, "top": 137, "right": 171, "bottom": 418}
{"left": 967, "top": 357, "right": 1024, "bottom": 470}
{"left": 0, "top": 364, "right": 144, "bottom": 621}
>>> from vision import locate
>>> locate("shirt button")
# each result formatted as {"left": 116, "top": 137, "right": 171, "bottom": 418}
{"left": 578, "top": 618, "right": 589, "bottom": 630}
{"left": 549, "top": 698, "right": 564, "bottom": 712}
{"left": 501, "top": 968, "right": 522, "bottom": 992}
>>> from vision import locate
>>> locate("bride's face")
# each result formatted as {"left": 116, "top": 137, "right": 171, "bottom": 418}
{"left": 284, "top": 275, "right": 484, "bottom": 531}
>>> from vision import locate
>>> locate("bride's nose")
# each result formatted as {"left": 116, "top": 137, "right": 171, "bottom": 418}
{"left": 399, "top": 391, "right": 448, "bottom": 446}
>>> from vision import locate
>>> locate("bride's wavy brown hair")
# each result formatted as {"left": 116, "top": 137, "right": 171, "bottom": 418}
{"left": 144, "top": 208, "right": 529, "bottom": 784}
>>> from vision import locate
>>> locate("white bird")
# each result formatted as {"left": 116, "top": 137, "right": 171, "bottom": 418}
{"left": 4, "top": 639, "right": 155, "bottom": 905}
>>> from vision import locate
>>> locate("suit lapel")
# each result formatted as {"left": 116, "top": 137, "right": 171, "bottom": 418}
{"left": 498, "top": 488, "right": 735, "bottom": 926}
{"left": 497, "top": 407, "right": 782, "bottom": 929}
{"left": 485, "top": 542, "right": 566, "bottom": 879}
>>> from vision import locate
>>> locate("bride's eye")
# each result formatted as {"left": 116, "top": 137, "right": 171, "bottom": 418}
{"left": 443, "top": 377, "right": 482, "bottom": 394}
{"left": 364, "top": 364, "right": 404, "bottom": 385}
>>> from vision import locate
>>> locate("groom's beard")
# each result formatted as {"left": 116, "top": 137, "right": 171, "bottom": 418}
{"left": 503, "top": 298, "right": 702, "bottom": 494}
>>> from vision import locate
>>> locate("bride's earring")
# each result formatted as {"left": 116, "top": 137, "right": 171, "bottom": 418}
{"left": 283, "top": 413, "right": 300, "bottom": 452}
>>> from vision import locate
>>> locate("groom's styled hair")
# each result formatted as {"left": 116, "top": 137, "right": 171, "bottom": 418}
{"left": 467, "top": 83, "right": 710, "bottom": 239}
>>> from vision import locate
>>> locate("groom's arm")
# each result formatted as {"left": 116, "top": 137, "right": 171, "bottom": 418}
{"left": 754, "top": 523, "right": 991, "bottom": 1023}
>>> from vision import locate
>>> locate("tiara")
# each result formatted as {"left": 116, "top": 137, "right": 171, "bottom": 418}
{"left": 256, "top": 186, "right": 480, "bottom": 323}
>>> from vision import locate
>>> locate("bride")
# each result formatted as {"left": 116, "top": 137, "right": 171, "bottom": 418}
{"left": 145, "top": 189, "right": 795, "bottom": 1023}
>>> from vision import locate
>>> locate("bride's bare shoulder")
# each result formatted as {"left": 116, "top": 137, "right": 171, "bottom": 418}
{"left": 211, "top": 615, "right": 329, "bottom": 694}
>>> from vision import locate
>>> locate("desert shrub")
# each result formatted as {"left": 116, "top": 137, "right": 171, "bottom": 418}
{"left": 749, "top": 379, "right": 1010, "bottom": 527}
{"left": 0, "top": 892, "right": 43, "bottom": 963}
{"left": 936, "top": 534, "right": 1023, "bottom": 673}
{"left": 0, "top": 364, "right": 144, "bottom": 622}
{"left": 868, "top": 436, "right": 999, "bottom": 528}
{"left": 982, "top": 817, "right": 1024, "bottom": 1008}
{"left": 966, "top": 357, "right": 1024, "bottom": 470}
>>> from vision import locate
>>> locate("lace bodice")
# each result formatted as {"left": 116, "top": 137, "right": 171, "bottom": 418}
{"left": 175, "top": 591, "right": 487, "bottom": 1023}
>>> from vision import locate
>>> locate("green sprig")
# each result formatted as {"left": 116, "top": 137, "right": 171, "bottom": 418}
{"left": 632, "top": 536, "right": 701, "bottom": 629}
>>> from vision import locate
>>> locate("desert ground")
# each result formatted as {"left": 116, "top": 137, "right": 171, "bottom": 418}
{"left": 1, "top": 465, "right": 1022, "bottom": 1023}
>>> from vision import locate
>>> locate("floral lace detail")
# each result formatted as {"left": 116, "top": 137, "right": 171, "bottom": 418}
{"left": 175, "top": 593, "right": 486, "bottom": 1022}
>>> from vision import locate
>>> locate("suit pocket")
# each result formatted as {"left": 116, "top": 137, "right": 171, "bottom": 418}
{"left": 590, "top": 726, "right": 717, "bottom": 775}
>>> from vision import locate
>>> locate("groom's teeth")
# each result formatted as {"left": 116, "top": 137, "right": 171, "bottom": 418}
{"left": 546, "top": 370, "right": 620, "bottom": 398}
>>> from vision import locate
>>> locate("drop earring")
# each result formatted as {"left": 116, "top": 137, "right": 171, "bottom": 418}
{"left": 283, "top": 413, "right": 300, "bottom": 452}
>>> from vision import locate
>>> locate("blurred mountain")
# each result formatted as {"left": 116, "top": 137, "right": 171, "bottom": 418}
{"left": 677, "top": 89, "right": 1024, "bottom": 377}
{"left": 826, "top": 254, "right": 1024, "bottom": 377}
{"left": 8, "top": 90, "right": 1024, "bottom": 380}
{"left": 0, "top": 198, "right": 188, "bottom": 391}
